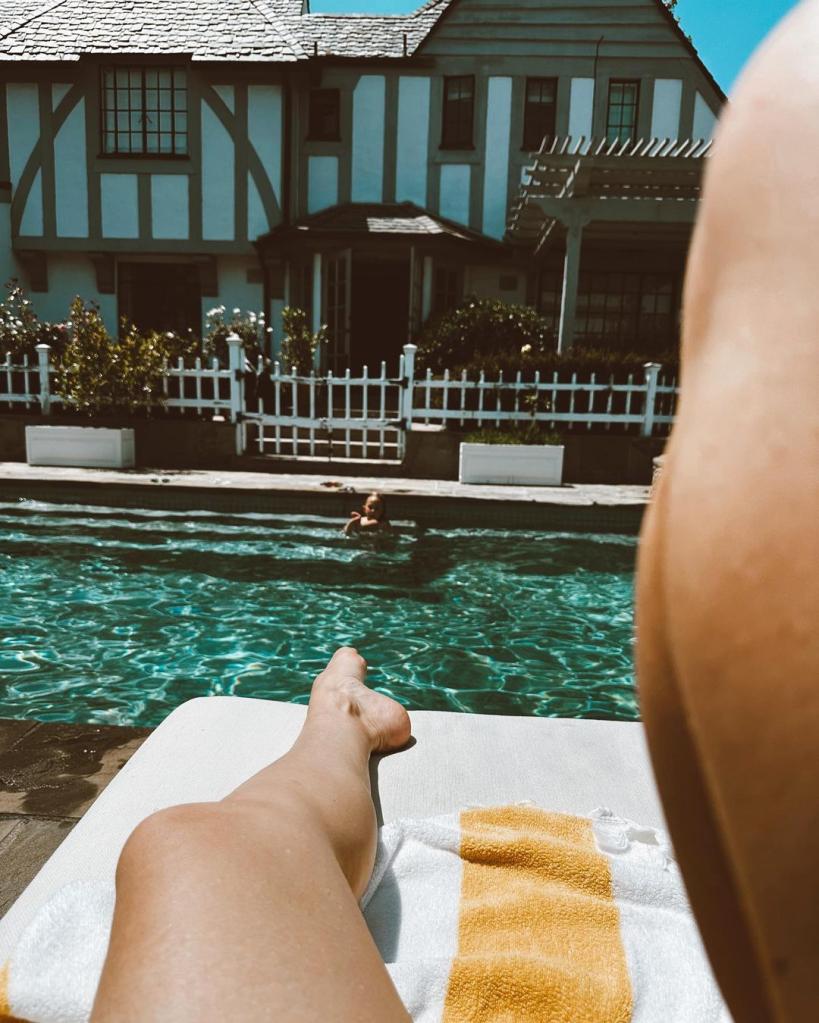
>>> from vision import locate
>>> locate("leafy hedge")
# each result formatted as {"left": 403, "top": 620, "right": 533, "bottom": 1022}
{"left": 416, "top": 297, "right": 679, "bottom": 376}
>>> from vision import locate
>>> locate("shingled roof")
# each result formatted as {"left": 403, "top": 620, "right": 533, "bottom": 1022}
{"left": 0, "top": 0, "right": 306, "bottom": 62}
{"left": 298, "top": 0, "right": 452, "bottom": 59}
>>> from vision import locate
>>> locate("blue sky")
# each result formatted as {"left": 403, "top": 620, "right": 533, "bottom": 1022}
{"left": 309, "top": 0, "right": 801, "bottom": 95}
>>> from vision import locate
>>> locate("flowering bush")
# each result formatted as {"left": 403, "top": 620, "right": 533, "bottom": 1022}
{"left": 0, "top": 280, "right": 68, "bottom": 361}
{"left": 203, "top": 305, "right": 270, "bottom": 365}
{"left": 279, "top": 307, "right": 328, "bottom": 375}
{"left": 55, "top": 300, "right": 170, "bottom": 417}
{"left": 417, "top": 298, "right": 554, "bottom": 373}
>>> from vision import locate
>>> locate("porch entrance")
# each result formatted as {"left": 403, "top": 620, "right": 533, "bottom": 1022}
{"left": 350, "top": 258, "right": 410, "bottom": 373}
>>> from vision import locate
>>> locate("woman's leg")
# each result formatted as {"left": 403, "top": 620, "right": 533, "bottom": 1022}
{"left": 636, "top": 4, "right": 819, "bottom": 1020}
{"left": 91, "top": 647, "right": 412, "bottom": 1023}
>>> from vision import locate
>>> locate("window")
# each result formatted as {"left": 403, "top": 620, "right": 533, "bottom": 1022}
{"left": 522, "top": 78, "right": 557, "bottom": 151}
{"left": 575, "top": 271, "right": 676, "bottom": 349}
{"left": 433, "top": 267, "right": 460, "bottom": 314}
{"left": 441, "top": 76, "right": 474, "bottom": 149}
{"left": 606, "top": 80, "right": 639, "bottom": 144}
{"left": 101, "top": 66, "right": 188, "bottom": 156}
{"left": 308, "top": 89, "right": 341, "bottom": 141}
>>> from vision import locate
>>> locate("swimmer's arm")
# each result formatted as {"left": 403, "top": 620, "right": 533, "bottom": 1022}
{"left": 343, "top": 513, "right": 361, "bottom": 536}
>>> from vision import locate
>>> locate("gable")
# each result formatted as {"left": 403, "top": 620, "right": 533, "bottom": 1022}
{"left": 419, "top": 0, "right": 714, "bottom": 81}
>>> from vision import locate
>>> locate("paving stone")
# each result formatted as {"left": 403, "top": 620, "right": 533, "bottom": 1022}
{"left": 0, "top": 815, "right": 75, "bottom": 917}
{"left": 0, "top": 721, "right": 152, "bottom": 818}
{"left": 0, "top": 719, "right": 38, "bottom": 755}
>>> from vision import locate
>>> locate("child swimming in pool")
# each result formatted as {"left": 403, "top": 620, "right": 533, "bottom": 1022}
{"left": 343, "top": 491, "right": 392, "bottom": 536}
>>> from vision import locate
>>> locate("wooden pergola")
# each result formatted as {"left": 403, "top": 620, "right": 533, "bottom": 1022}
{"left": 508, "top": 136, "right": 712, "bottom": 352}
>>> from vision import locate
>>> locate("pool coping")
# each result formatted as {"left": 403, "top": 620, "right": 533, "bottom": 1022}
{"left": 0, "top": 463, "right": 649, "bottom": 532}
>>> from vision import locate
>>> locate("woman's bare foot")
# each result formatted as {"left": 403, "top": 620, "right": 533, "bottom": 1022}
{"left": 308, "top": 647, "right": 411, "bottom": 754}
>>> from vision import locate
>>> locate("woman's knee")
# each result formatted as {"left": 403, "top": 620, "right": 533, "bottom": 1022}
{"left": 116, "top": 802, "right": 232, "bottom": 881}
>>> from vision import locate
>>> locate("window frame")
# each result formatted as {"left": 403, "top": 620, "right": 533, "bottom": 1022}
{"left": 440, "top": 75, "right": 475, "bottom": 150}
{"left": 99, "top": 64, "right": 189, "bottom": 159}
{"left": 521, "top": 76, "right": 557, "bottom": 152}
{"left": 307, "top": 88, "right": 341, "bottom": 143}
{"left": 605, "top": 79, "right": 640, "bottom": 145}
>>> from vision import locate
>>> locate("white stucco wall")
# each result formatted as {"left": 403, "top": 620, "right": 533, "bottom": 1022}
{"left": 53, "top": 96, "right": 89, "bottom": 238}
{"left": 248, "top": 83, "right": 282, "bottom": 227}
{"left": 396, "top": 76, "right": 430, "bottom": 208}
{"left": 0, "top": 205, "right": 22, "bottom": 291}
{"left": 34, "top": 253, "right": 116, "bottom": 331}
{"left": 693, "top": 91, "right": 717, "bottom": 142}
{"left": 464, "top": 265, "right": 526, "bottom": 306}
{"left": 569, "top": 78, "right": 594, "bottom": 148}
{"left": 482, "top": 77, "right": 512, "bottom": 239}
{"left": 351, "top": 75, "right": 385, "bottom": 203}
{"left": 202, "top": 98, "right": 235, "bottom": 241}
{"left": 439, "top": 164, "right": 470, "bottom": 226}
{"left": 307, "top": 156, "right": 339, "bottom": 214}
{"left": 100, "top": 174, "right": 139, "bottom": 239}
{"left": 650, "top": 79, "right": 683, "bottom": 140}
{"left": 201, "top": 256, "right": 264, "bottom": 337}
{"left": 151, "top": 175, "right": 189, "bottom": 240}
{"left": 6, "top": 83, "right": 43, "bottom": 237}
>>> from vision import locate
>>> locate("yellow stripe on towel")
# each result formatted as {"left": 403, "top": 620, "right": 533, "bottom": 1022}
{"left": 442, "top": 806, "right": 633, "bottom": 1023}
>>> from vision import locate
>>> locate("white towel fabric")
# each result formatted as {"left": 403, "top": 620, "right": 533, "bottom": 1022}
{"left": 1, "top": 807, "right": 732, "bottom": 1023}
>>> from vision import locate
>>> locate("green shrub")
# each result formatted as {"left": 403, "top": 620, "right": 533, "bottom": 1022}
{"left": 417, "top": 297, "right": 553, "bottom": 373}
{"left": 0, "top": 279, "right": 68, "bottom": 361}
{"left": 55, "top": 299, "right": 169, "bottom": 417}
{"left": 279, "top": 307, "right": 328, "bottom": 375}
{"left": 463, "top": 425, "right": 563, "bottom": 446}
{"left": 416, "top": 297, "right": 678, "bottom": 377}
{"left": 203, "top": 305, "right": 269, "bottom": 364}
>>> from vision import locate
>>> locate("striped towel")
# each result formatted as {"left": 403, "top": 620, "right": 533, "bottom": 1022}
{"left": 0, "top": 805, "right": 730, "bottom": 1022}
{"left": 362, "top": 805, "right": 732, "bottom": 1023}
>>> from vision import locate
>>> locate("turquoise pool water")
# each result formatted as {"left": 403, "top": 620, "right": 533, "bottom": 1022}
{"left": 0, "top": 500, "right": 638, "bottom": 727}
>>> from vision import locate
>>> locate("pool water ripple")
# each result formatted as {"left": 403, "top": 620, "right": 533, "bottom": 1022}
{"left": 0, "top": 500, "right": 638, "bottom": 727}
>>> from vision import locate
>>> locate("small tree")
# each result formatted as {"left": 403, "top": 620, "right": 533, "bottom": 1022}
{"left": 279, "top": 307, "right": 328, "bottom": 375}
{"left": 0, "top": 279, "right": 68, "bottom": 361}
{"left": 55, "top": 299, "right": 168, "bottom": 417}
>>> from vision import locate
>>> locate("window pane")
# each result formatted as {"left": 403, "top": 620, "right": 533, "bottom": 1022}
{"left": 174, "top": 134, "right": 187, "bottom": 155}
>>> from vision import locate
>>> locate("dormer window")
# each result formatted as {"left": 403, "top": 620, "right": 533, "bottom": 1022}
{"left": 308, "top": 89, "right": 341, "bottom": 141}
{"left": 101, "top": 66, "right": 188, "bottom": 156}
{"left": 441, "top": 75, "right": 474, "bottom": 149}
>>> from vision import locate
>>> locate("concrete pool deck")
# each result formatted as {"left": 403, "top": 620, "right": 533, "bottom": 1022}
{"left": 0, "top": 463, "right": 649, "bottom": 531}
{"left": 0, "top": 719, "right": 151, "bottom": 919}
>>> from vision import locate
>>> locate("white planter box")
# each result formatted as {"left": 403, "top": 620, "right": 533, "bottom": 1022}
{"left": 459, "top": 442, "right": 564, "bottom": 486}
{"left": 25, "top": 426, "right": 136, "bottom": 469}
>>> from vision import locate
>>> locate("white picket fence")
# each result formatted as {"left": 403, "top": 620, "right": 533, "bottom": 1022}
{"left": 2, "top": 337, "right": 678, "bottom": 463}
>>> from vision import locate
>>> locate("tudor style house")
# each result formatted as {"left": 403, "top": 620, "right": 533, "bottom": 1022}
{"left": 0, "top": 0, "right": 723, "bottom": 369}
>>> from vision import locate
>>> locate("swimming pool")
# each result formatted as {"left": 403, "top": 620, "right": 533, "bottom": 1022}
{"left": 0, "top": 500, "right": 638, "bottom": 727}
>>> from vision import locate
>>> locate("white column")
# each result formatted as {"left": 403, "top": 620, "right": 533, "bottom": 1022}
{"left": 421, "top": 255, "right": 433, "bottom": 323}
{"left": 557, "top": 220, "right": 583, "bottom": 353}
{"left": 311, "top": 252, "right": 323, "bottom": 371}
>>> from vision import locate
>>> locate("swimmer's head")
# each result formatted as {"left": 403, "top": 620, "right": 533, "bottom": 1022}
{"left": 363, "top": 492, "right": 386, "bottom": 520}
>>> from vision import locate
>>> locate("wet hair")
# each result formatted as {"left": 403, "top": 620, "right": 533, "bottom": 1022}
{"left": 364, "top": 491, "right": 388, "bottom": 522}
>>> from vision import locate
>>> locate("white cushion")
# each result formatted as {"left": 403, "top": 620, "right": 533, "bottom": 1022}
{"left": 0, "top": 696, "right": 663, "bottom": 960}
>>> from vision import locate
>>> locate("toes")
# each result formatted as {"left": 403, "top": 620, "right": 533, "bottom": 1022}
{"left": 330, "top": 647, "right": 367, "bottom": 677}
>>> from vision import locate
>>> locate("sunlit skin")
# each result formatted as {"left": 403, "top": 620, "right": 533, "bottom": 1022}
{"left": 344, "top": 492, "right": 392, "bottom": 535}
{"left": 91, "top": 5, "right": 817, "bottom": 1020}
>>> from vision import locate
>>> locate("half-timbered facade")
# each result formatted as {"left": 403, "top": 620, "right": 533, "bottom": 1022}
{"left": 0, "top": 0, "right": 723, "bottom": 366}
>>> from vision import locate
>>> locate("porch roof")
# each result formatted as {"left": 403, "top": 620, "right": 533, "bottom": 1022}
{"left": 257, "top": 202, "right": 508, "bottom": 253}
{"left": 509, "top": 135, "right": 712, "bottom": 251}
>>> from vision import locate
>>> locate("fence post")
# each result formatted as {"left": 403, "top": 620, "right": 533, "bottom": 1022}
{"left": 641, "top": 362, "right": 661, "bottom": 437}
{"left": 227, "top": 332, "right": 246, "bottom": 455}
{"left": 35, "top": 343, "right": 51, "bottom": 415}
{"left": 402, "top": 343, "right": 416, "bottom": 429}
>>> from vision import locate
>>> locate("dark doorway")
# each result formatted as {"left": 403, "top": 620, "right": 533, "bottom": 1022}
{"left": 350, "top": 258, "right": 409, "bottom": 372}
{"left": 118, "top": 263, "right": 201, "bottom": 335}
